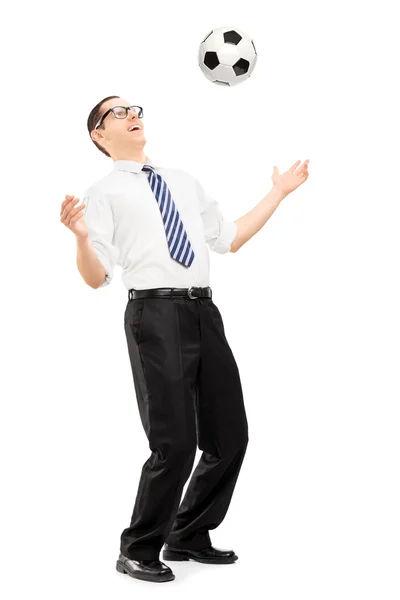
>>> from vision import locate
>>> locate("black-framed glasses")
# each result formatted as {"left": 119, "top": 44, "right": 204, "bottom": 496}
{"left": 94, "top": 105, "right": 143, "bottom": 130}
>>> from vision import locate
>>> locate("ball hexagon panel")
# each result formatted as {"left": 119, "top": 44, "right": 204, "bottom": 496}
{"left": 237, "top": 38, "right": 257, "bottom": 62}
{"left": 201, "top": 69, "right": 216, "bottom": 83}
{"left": 217, "top": 43, "right": 241, "bottom": 67}
{"left": 211, "top": 64, "right": 239, "bottom": 83}
{"left": 203, "top": 29, "right": 225, "bottom": 53}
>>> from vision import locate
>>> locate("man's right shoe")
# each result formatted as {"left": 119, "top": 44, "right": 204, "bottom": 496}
{"left": 116, "top": 552, "right": 175, "bottom": 583}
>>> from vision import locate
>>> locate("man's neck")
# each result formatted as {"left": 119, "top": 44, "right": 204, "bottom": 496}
{"left": 113, "top": 151, "right": 147, "bottom": 164}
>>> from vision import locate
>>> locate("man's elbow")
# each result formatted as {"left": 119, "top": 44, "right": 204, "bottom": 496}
{"left": 83, "top": 277, "right": 106, "bottom": 289}
{"left": 93, "top": 273, "right": 110, "bottom": 288}
{"left": 92, "top": 279, "right": 107, "bottom": 289}
{"left": 81, "top": 268, "right": 109, "bottom": 289}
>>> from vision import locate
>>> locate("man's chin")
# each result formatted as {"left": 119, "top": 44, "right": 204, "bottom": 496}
{"left": 134, "top": 134, "right": 146, "bottom": 144}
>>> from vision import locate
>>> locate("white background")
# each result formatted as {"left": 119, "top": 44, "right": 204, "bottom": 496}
{"left": 1, "top": 0, "right": 399, "bottom": 598}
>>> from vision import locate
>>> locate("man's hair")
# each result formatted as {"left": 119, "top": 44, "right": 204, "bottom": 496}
{"left": 87, "top": 95, "right": 120, "bottom": 158}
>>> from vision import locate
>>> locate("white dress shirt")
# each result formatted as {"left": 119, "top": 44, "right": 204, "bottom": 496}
{"left": 82, "top": 156, "right": 237, "bottom": 290}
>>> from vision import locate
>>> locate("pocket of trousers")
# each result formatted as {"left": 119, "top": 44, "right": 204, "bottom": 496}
{"left": 124, "top": 299, "right": 147, "bottom": 344}
{"left": 211, "top": 301, "right": 226, "bottom": 337}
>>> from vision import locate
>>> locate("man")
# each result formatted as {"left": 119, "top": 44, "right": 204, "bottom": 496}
{"left": 60, "top": 96, "right": 309, "bottom": 584}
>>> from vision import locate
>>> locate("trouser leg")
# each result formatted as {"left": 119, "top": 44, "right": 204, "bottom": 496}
{"left": 120, "top": 297, "right": 200, "bottom": 560}
{"left": 166, "top": 298, "right": 249, "bottom": 551}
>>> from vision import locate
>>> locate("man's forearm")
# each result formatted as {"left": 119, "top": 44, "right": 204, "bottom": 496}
{"left": 230, "top": 186, "right": 287, "bottom": 253}
{"left": 76, "top": 236, "right": 107, "bottom": 288}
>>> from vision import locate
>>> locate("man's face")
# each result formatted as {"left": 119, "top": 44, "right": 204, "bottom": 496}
{"left": 92, "top": 97, "right": 146, "bottom": 155}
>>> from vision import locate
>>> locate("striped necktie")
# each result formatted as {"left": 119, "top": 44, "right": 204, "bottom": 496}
{"left": 142, "top": 164, "right": 195, "bottom": 267}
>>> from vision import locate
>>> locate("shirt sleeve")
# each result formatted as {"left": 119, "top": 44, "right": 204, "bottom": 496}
{"left": 82, "top": 185, "right": 119, "bottom": 287}
{"left": 194, "top": 177, "right": 237, "bottom": 254}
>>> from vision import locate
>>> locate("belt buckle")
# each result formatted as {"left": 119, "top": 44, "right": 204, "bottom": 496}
{"left": 188, "top": 286, "right": 199, "bottom": 299}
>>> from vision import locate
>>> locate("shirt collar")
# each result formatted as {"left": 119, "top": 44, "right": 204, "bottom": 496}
{"left": 112, "top": 156, "right": 159, "bottom": 174}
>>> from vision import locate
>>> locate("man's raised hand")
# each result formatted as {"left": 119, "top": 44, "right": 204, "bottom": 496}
{"left": 271, "top": 159, "right": 310, "bottom": 196}
{"left": 60, "top": 195, "right": 88, "bottom": 238}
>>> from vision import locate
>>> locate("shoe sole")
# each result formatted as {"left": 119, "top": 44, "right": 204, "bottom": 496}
{"left": 162, "top": 549, "right": 238, "bottom": 564}
{"left": 116, "top": 560, "right": 175, "bottom": 582}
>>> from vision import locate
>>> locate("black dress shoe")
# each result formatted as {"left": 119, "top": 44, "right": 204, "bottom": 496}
{"left": 116, "top": 552, "right": 175, "bottom": 582}
{"left": 162, "top": 543, "right": 238, "bottom": 564}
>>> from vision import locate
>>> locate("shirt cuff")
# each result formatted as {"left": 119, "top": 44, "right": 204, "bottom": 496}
{"left": 90, "top": 243, "right": 112, "bottom": 287}
{"left": 211, "top": 220, "right": 237, "bottom": 254}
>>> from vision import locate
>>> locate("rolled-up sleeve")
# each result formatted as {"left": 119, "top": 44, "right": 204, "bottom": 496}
{"left": 194, "top": 178, "right": 237, "bottom": 254}
{"left": 82, "top": 185, "right": 119, "bottom": 287}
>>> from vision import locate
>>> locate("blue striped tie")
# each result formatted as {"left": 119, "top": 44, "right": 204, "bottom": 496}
{"left": 142, "top": 164, "right": 195, "bottom": 267}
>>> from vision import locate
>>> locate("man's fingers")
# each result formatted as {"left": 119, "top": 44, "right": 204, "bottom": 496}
{"left": 294, "top": 161, "right": 309, "bottom": 175}
{"left": 62, "top": 194, "right": 75, "bottom": 205}
{"left": 60, "top": 195, "right": 80, "bottom": 216}
{"left": 61, "top": 201, "right": 84, "bottom": 221}
{"left": 292, "top": 159, "right": 310, "bottom": 173}
{"left": 289, "top": 160, "right": 301, "bottom": 172}
{"left": 62, "top": 195, "right": 78, "bottom": 206}
{"left": 70, "top": 209, "right": 86, "bottom": 224}
{"left": 70, "top": 204, "right": 85, "bottom": 215}
{"left": 64, "top": 205, "right": 85, "bottom": 226}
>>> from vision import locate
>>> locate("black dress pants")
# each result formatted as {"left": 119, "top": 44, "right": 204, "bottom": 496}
{"left": 120, "top": 292, "right": 249, "bottom": 561}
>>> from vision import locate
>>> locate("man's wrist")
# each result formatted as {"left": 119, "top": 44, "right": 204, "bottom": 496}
{"left": 76, "top": 234, "right": 90, "bottom": 247}
{"left": 271, "top": 185, "right": 288, "bottom": 204}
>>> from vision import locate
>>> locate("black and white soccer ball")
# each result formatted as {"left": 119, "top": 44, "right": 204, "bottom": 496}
{"left": 198, "top": 26, "right": 257, "bottom": 86}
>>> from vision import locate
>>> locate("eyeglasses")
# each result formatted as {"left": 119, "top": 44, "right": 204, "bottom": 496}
{"left": 94, "top": 105, "right": 144, "bottom": 130}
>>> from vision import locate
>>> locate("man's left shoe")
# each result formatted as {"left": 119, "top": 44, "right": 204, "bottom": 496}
{"left": 162, "top": 543, "right": 238, "bottom": 564}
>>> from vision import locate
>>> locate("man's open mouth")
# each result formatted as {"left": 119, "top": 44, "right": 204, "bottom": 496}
{"left": 128, "top": 125, "right": 142, "bottom": 132}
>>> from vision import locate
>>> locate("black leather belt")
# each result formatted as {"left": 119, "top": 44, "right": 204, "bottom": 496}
{"left": 128, "top": 286, "right": 212, "bottom": 300}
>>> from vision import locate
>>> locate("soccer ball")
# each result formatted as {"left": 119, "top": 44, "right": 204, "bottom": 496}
{"left": 198, "top": 26, "right": 257, "bottom": 86}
